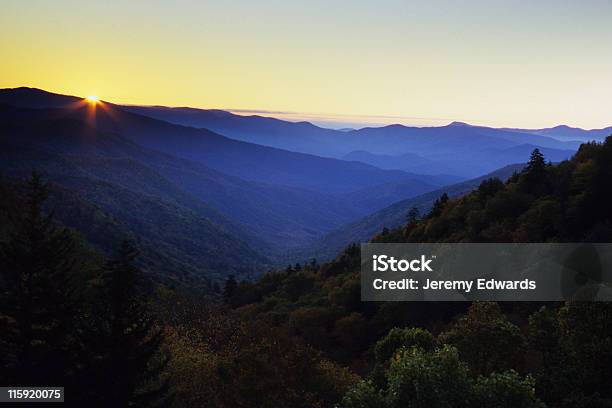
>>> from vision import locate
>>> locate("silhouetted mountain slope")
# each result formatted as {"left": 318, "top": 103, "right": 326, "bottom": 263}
{"left": 300, "top": 164, "right": 525, "bottom": 260}
{"left": 0, "top": 88, "right": 425, "bottom": 194}
{"left": 0, "top": 107, "right": 350, "bottom": 253}
{"left": 123, "top": 105, "right": 347, "bottom": 157}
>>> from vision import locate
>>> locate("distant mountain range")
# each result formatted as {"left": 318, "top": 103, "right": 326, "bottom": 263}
{"left": 0, "top": 86, "right": 605, "bottom": 284}
{"left": 123, "top": 105, "right": 588, "bottom": 178}
{"left": 503, "top": 125, "right": 612, "bottom": 143}
{"left": 0, "top": 88, "right": 452, "bottom": 281}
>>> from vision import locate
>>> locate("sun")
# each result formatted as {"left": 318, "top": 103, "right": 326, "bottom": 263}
{"left": 86, "top": 95, "right": 99, "bottom": 103}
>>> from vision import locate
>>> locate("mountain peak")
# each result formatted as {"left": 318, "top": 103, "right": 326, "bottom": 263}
{"left": 448, "top": 121, "right": 471, "bottom": 127}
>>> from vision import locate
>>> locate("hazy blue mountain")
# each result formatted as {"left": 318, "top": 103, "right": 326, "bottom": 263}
{"left": 481, "top": 144, "right": 574, "bottom": 166}
{"left": 122, "top": 102, "right": 580, "bottom": 178}
{"left": 343, "top": 141, "right": 572, "bottom": 179}
{"left": 344, "top": 123, "right": 577, "bottom": 177}
{"left": 342, "top": 150, "right": 466, "bottom": 176}
{"left": 0, "top": 105, "right": 345, "bottom": 254}
{"left": 298, "top": 164, "right": 525, "bottom": 261}
{"left": 504, "top": 124, "right": 612, "bottom": 143}
{"left": 0, "top": 101, "right": 449, "bottom": 274}
{"left": 0, "top": 87, "right": 586, "bottom": 270}
{"left": 123, "top": 105, "right": 347, "bottom": 157}
{"left": 341, "top": 174, "right": 461, "bottom": 214}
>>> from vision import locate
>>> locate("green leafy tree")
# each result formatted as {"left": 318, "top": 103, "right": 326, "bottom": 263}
{"left": 439, "top": 302, "right": 526, "bottom": 375}
{"left": 374, "top": 327, "right": 437, "bottom": 364}
{"left": 472, "top": 371, "right": 545, "bottom": 408}
{"left": 339, "top": 380, "right": 387, "bottom": 408}
{"left": 341, "top": 346, "right": 544, "bottom": 408}
{"left": 386, "top": 346, "right": 472, "bottom": 408}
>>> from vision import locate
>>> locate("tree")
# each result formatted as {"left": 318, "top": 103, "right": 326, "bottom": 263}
{"left": 526, "top": 148, "right": 546, "bottom": 175}
{"left": 339, "top": 380, "right": 387, "bottom": 408}
{"left": 223, "top": 274, "right": 237, "bottom": 302}
{"left": 472, "top": 371, "right": 545, "bottom": 408}
{"left": 477, "top": 178, "right": 504, "bottom": 199}
{"left": 386, "top": 346, "right": 473, "bottom": 408}
{"left": 340, "top": 345, "right": 544, "bottom": 408}
{"left": 438, "top": 302, "right": 526, "bottom": 375}
{"left": 87, "top": 240, "right": 168, "bottom": 407}
{"left": 374, "top": 327, "right": 437, "bottom": 364}
{"left": 522, "top": 148, "right": 547, "bottom": 192}
{"left": 0, "top": 172, "right": 82, "bottom": 386}
{"left": 429, "top": 193, "right": 449, "bottom": 218}
{"left": 406, "top": 206, "right": 420, "bottom": 224}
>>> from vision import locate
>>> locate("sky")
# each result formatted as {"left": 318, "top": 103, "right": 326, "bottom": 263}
{"left": 1, "top": 0, "right": 611, "bottom": 129}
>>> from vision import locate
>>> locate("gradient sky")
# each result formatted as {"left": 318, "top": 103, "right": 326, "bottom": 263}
{"left": 1, "top": 0, "right": 611, "bottom": 129}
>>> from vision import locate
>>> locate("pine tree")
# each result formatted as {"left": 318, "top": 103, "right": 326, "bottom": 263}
{"left": 407, "top": 206, "right": 420, "bottom": 224}
{"left": 523, "top": 148, "right": 547, "bottom": 192}
{"left": 223, "top": 274, "right": 237, "bottom": 302}
{"left": 526, "top": 148, "right": 546, "bottom": 175}
{"left": 88, "top": 240, "right": 168, "bottom": 407}
{"left": 0, "top": 172, "right": 81, "bottom": 386}
{"left": 429, "top": 193, "right": 449, "bottom": 218}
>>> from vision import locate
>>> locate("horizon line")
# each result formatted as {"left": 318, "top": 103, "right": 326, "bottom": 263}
{"left": 4, "top": 85, "right": 612, "bottom": 132}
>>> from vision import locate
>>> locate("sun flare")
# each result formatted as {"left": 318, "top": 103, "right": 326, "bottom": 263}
{"left": 86, "top": 95, "right": 99, "bottom": 103}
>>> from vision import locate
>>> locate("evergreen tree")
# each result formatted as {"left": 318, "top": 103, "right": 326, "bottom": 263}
{"left": 223, "top": 274, "right": 237, "bottom": 302}
{"left": 429, "top": 193, "right": 449, "bottom": 218}
{"left": 212, "top": 281, "right": 221, "bottom": 294}
{"left": 406, "top": 206, "right": 420, "bottom": 224}
{"left": 526, "top": 148, "right": 546, "bottom": 174}
{"left": 88, "top": 240, "right": 168, "bottom": 407}
{"left": 523, "top": 148, "right": 547, "bottom": 192}
{"left": 0, "top": 172, "right": 82, "bottom": 386}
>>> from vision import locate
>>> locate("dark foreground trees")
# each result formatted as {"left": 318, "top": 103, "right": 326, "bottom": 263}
{"left": 84, "top": 240, "right": 169, "bottom": 407}
{"left": 0, "top": 173, "right": 168, "bottom": 407}
{"left": 0, "top": 172, "right": 82, "bottom": 387}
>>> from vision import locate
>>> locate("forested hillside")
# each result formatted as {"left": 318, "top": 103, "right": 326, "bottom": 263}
{"left": 225, "top": 138, "right": 612, "bottom": 407}
{"left": 0, "top": 173, "right": 358, "bottom": 407}
{"left": 2, "top": 137, "right": 611, "bottom": 408}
